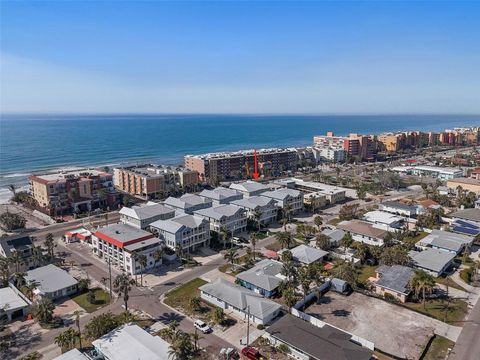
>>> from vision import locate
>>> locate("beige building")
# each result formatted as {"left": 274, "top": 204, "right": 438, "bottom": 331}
{"left": 113, "top": 165, "right": 199, "bottom": 199}
{"left": 447, "top": 178, "right": 480, "bottom": 195}
{"left": 29, "top": 169, "right": 116, "bottom": 215}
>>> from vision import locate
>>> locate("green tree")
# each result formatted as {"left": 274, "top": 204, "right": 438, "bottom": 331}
{"left": 379, "top": 245, "right": 409, "bottom": 266}
{"left": 219, "top": 225, "right": 229, "bottom": 249}
{"left": 8, "top": 250, "right": 23, "bottom": 273}
{"left": 0, "top": 257, "right": 10, "bottom": 287}
{"left": 409, "top": 270, "right": 436, "bottom": 309}
{"left": 19, "top": 352, "right": 42, "bottom": 360}
{"left": 11, "top": 271, "right": 26, "bottom": 288}
{"left": 0, "top": 212, "right": 26, "bottom": 231}
{"left": 334, "top": 262, "right": 357, "bottom": 285}
{"left": 44, "top": 233, "right": 56, "bottom": 260}
{"left": 189, "top": 297, "right": 201, "bottom": 312}
{"left": 168, "top": 331, "right": 194, "bottom": 360}
{"left": 32, "top": 246, "right": 45, "bottom": 268}
{"left": 313, "top": 216, "right": 323, "bottom": 231}
{"left": 224, "top": 248, "right": 238, "bottom": 267}
{"left": 54, "top": 328, "right": 80, "bottom": 353}
{"left": 153, "top": 248, "right": 164, "bottom": 267}
{"left": 86, "top": 289, "right": 96, "bottom": 304}
{"left": 340, "top": 233, "right": 353, "bottom": 253}
{"left": 84, "top": 312, "right": 120, "bottom": 340}
{"left": 281, "top": 285, "right": 298, "bottom": 312}
{"left": 113, "top": 273, "right": 135, "bottom": 312}
{"left": 315, "top": 233, "right": 330, "bottom": 250}
{"left": 298, "top": 267, "right": 311, "bottom": 311}
{"left": 137, "top": 254, "right": 148, "bottom": 286}
{"left": 21, "top": 281, "right": 38, "bottom": 301}
{"left": 213, "top": 307, "right": 225, "bottom": 325}
{"left": 32, "top": 297, "right": 55, "bottom": 324}
{"left": 275, "top": 231, "right": 294, "bottom": 249}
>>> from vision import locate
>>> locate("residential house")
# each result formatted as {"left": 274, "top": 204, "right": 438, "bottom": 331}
{"left": 229, "top": 180, "right": 270, "bottom": 198}
{"left": 119, "top": 202, "right": 175, "bottom": 229}
{"left": 321, "top": 228, "right": 346, "bottom": 247}
{"left": 53, "top": 349, "right": 88, "bottom": 360}
{"left": 0, "top": 234, "right": 35, "bottom": 271}
{"left": 93, "top": 223, "right": 162, "bottom": 275}
{"left": 337, "top": 220, "right": 389, "bottom": 246}
{"left": 374, "top": 265, "right": 413, "bottom": 303}
{"left": 194, "top": 204, "right": 247, "bottom": 234}
{"left": 231, "top": 196, "right": 278, "bottom": 226}
{"left": 0, "top": 284, "right": 31, "bottom": 322}
{"left": 199, "top": 278, "right": 282, "bottom": 325}
{"left": 274, "top": 178, "right": 348, "bottom": 203}
{"left": 261, "top": 188, "right": 304, "bottom": 215}
{"left": 284, "top": 244, "right": 328, "bottom": 265}
{"left": 379, "top": 201, "right": 417, "bottom": 217}
{"left": 25, "top": 264, "right": 78, "bottom": 300}
{"left": 450, "top": 208, "right": 480, "bottom": 227}
{"left": 164, "top": 193, "right": 212, "bottom": 214}
{"left": 92, "top": 324, "right": 170, "bottom": 360}
{"left": 265, "top": 315, "right": 373, "bottom": 360}
{"left": 236, "top": 259, "right": 284, "bottom": 297}
{"left": 199, "top": 187, "right": 243, "bottom": 205}
{"left": 362, "top": 210, "right": 405, "bottom": 231}
{"left": 410, "top": 249, "right": 456, "bottom": 277}
{"left": 415, "top": 230, "right": 473, "bottom": 254}
{"left": 149, "top": 214, "right": 210, "bottom": 252}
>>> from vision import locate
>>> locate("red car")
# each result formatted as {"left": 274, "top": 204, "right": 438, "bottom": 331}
{"left": 241, "top": 347, "right": 261, "bottom": 360}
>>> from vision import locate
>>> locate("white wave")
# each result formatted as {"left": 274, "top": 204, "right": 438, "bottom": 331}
{"left": 2, "top": 173, "right": 31, "bottom": 178}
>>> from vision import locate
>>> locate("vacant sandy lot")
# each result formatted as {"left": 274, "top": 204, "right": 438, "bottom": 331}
{"left": 306, "top": 292, "right": 442, "bottom": 359}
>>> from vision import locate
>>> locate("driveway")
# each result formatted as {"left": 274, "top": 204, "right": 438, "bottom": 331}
{"left": 305, "top": 292, "right": 462, "bottom": 359}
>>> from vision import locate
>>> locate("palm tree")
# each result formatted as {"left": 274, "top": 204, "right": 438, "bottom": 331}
{"left": 191, "top": 329, "right": 203, "bottom": 353}
{"left": 250, "top": 232, "right": 257, "bottom": 261}
{"left": 9, "top": 250, "right": 23, "bottom": 273}
{"left": 219, "top": 225, "right": 229, "bottom": 249}
{"left": 44, "top": 233, "right": 56, "bottom": 260}
{"left": 74, "top": 310, "right": 82, "bottom": 349}
{"left": 54, "top": 328, "right": 80, "bottom": 353}
{"left": 0, "top": 257, "right": 11, "bottom": 287}
{"left": 32, "top": 246, "right": 45, "bottom": 268}
{"left": 189, "top": 297, "right": 201, "bottom": 312}
{"left": 213, "top": 307, "right": 225, "bottom": 325}
{"left": 21, "top": 281, "right": 38, "bottom": 301}
{"left": 281, "top": 261, "right": 298, "bottom": 286}
{"left": 298, "top": 267, "right": 311, "bottom": 311}
{"left": 137, "top": 254, "right": 148, "bottom": 286}
{"left": 153, "top": 248, "right": 164, "bottom": 268}
{"left": 281, "top": 285, "right": 298, "bottom": 313}
{"left": 113, "top": 273, "right": 135, "bottom": 312}
{"left": 32, "top": 297, "right": 55, "bottom": 324}
{"left": 283, "top": 204, "right": 293, "bottom": 230}
{"left": 168, "top": 332, "right": 194, "bottom": 360}
{"left": 11, "top": 271, "right": 26, "bottom": 288}
{"left": 275, "top": 231, "right": 294, "bottom": 249}
{"left": 340, "top": 233, "right": 353, "bottom": 253}
{"left": 224, "top": 248, "right": 238, "bottom": 268}
{"left": 409, "top": 270, "right": 435, "bottom": 309}
{"left": 315, "top": 234, "right": 330, "bottom": 250}
{"left": 252, "top": 209, "right": 262, "bottom": 231}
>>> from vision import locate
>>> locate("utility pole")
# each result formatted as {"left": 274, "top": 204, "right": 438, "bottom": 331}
{"left": 246, "top": 305, "right": 250, "bottom": 347}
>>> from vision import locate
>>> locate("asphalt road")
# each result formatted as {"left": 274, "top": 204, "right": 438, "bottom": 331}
{"left": 448, "top": 297, "right": 480, "bottom": 360}
{"left": 8, "top": 215, "right": 241, "bottom": 359}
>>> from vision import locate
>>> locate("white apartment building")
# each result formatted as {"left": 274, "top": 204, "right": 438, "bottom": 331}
{"left": 92, "top": 223, "right": 163, "bottom": 275}
{"left": 229, "top": 180, "right": 270, "bottom": 198}
{"left": 261, "top": 188, "right": 304, "bottom": 214}
{"left": 194, "top": 204, "right": 247, "bottom": 234}
{"left": 149, "top": 214, "right": 211, "bottom": 252}
{"left": 119, "top": 202, "right": 175, "bottom": 229}
{"left": 164, "top": 193, "right": 212, "bottom": 214}
{"left": 199, "top": 187, "right": 243, "bottom": 205}
{"left": 318, "top": 147, "right": 346, "bottom": 163}
{"left": 391, "top": 165, "right": 463, "bottom": 180}
{"left": 231, "top": 196, "right": 278, "bottom": 226}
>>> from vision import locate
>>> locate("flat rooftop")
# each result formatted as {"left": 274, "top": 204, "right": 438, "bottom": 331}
{"left": 95, "top": 223, "right": 154, "bottom": 244}
{"left": 30, "top": 168, "right": 109, "bottom": 183}
{"left": 266, "top": 315, "right": 372, "bottom": 360}
{"left": 185, "top": 147, "right": 297, "bottom": 160}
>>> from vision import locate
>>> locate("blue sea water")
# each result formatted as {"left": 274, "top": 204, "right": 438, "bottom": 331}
{"left": 0, "top": 114, "right": 479, "bottom": 202}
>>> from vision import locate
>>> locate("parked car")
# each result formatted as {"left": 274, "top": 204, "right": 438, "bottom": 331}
{"left": 194, "top": 319, "right": 212, "bottom": 334}
{"left": 232, "top": 237, "right": 249, "bottom": 247}
{"left": 241, "top": 346, "right": 262, "bottom": 360}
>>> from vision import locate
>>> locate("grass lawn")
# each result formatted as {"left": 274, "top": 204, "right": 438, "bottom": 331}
{"left": 164, "top": 278, "right": 207, "bottom": 314}
{"left": 255, "top": 231, "right": 269, "bottom": 239}
{"left": 435, "top": 276, "right": 468, "bottom": 292}
{"left": 71, "top": 288, "right": 110, "bottom": 313}
{"left": 356, "top": 265, "right": 377, "bottom": 285}
{"left": 404, "top": 298, "right": 468, "bottom": 324}
{"left": 328, "top": 218, "right": 342, "bottom": 226}
{"left": 423, "top": 335, "right": 455, "bottom": 360}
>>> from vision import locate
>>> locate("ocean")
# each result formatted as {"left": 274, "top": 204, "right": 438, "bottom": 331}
{"left": 0, "top": 114, "right": 479, "bottom": 203}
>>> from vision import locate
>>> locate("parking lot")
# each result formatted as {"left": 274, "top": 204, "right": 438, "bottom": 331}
{"left": 305, "top": 292, "right": 460, "bottom": 359}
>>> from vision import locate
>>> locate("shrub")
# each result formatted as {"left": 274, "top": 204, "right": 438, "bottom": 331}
{"left": 277, "top": 343, "right": 290, "bottom": 354}
{"left": 257, "top": 324, "right": 265, "bottom": 330}
{"left": 460, "top": 268, "right": 473, "bottom": 284}
{"left": 0, "top": 212, "right": 26, "bottom": 231}
{"left": 383, "top": 293, "right": 397, "bottom": 302}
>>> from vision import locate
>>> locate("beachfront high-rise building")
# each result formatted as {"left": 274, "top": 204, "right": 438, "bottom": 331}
{"left": 113, "top": 165, "right": 200, "bottom": 200}
{"left": 184, "top": 148, "right": 298, "bottom": 183}
{"left": 313, "top": 132, "right": 374, "bottom": 161}
{"left": 29, "top": 169, "right": 118, "bottom": 215}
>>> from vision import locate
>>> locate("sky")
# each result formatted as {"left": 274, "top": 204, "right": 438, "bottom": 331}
{"left": 1, "top": 1, "right": 479, "bottom": 114}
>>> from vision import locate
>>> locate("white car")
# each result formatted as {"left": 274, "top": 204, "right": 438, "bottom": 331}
{"left": 194, "top": 319, "right": 212, "bottom": 334}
